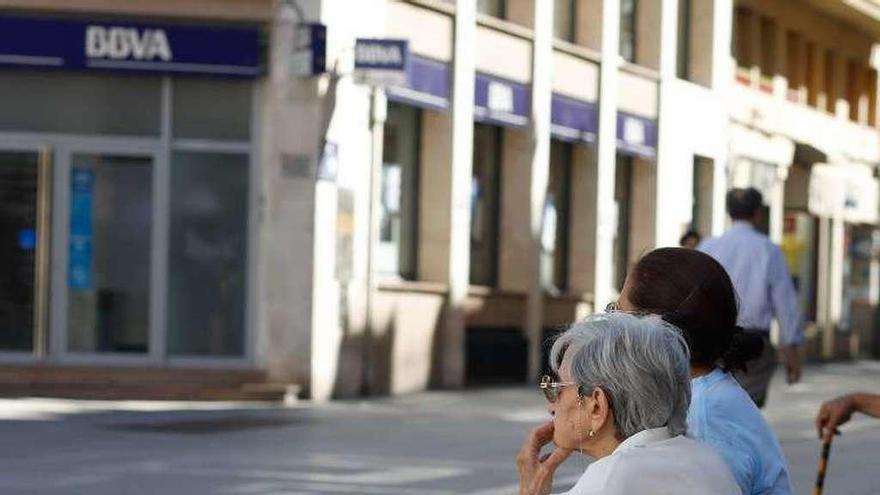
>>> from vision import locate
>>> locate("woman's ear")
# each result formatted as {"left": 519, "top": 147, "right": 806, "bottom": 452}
{"left": 586, "top": 387, "right": 611, "bottom": 433}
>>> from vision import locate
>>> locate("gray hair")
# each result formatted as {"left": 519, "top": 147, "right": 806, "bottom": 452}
{"left": 549, "top": 312, "right": 691, "bottom": 439}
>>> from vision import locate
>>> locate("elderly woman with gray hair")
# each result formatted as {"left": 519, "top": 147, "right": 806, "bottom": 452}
{"left": 517, "top": 312, "right": 741, "bottom": 495}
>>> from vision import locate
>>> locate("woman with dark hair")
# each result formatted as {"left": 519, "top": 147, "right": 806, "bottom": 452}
{"left": 613, "top": 247, "right": 793, "bottom": 495}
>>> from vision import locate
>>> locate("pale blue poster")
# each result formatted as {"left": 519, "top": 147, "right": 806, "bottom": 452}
{"left": 69, "top": 167, "right": 94, "bottom": 290}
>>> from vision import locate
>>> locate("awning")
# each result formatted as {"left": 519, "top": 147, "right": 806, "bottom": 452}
{"left": 808, "top": 163, "right": 879, "bottom": 224}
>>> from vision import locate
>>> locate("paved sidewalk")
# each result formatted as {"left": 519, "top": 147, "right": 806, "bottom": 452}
{"left": 0, "top": 362, "right": 878, "bottom": 494}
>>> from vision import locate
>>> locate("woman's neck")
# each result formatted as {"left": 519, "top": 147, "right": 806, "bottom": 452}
{"left": 580, "top": 426, "right": 622, "bottom": 459}
{"left": 690, "top": 364, "right": 716, "bottom": 378}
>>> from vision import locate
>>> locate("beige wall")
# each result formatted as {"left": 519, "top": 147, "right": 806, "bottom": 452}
{"left": 387, "top": 1, "right": 454, "bottom": 61}
{"left": 619, "top": 70, "right": 659, "bottom": 117}
{"left": 499, "top": 128, "right": 531, "bottom": 292}
{"left": 370, "top": 288, "right": 445, "bottom": 395}
{"left": 506, "top": 0, "right": 535, "bottom": 28}
{"left": 476, "top": 24, "right": 533, "bottom": 82}
{"left": 418, "top": 111, "right": 454, "bottom": 283}
{"left": 568, "top": 143, "right": 598, "bottom": 295}
{"left": 628, "top": 158, "right": 658, "bottom": 265}
{"left": 553, "top": 52, "right": 600, "bottom": 101}
{"left": 637, "top": 0, "right": 662, "bottom": 70}
{"left": 575, "top": 0, "right": 604, "bottom": 51}
{"left": 690, "top": 0, "right": 715, "bottom": 86}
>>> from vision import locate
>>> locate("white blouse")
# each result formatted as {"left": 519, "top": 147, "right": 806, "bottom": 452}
{"left": 559, "top": 427, "right": 742, "bottom": 495}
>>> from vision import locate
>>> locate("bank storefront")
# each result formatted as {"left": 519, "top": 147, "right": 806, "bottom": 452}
{"left": 0, "top": 15, "right": 263, "bottom": 369}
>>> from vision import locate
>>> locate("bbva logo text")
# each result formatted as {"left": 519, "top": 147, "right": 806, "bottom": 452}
{"left": 86, "top": 26, "right": 173, "bottom": 61}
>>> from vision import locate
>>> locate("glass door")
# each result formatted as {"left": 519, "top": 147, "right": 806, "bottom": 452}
{"left": 0, "top": 148, "right": 51, "bottom": 354}
{"left": 62, "top": 152, "right": 154, "bottom": 355}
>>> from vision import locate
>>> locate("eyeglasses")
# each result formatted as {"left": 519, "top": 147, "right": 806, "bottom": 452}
{"left": 539, "top": 375, "right": 578, "bottom": 403}
{"left": 604, "top": 302, "right": 619, "bottom": 313}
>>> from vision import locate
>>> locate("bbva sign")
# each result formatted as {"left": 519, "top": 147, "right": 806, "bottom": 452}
{"left": 86, "top": 26, "right": 173, "bottom": 61}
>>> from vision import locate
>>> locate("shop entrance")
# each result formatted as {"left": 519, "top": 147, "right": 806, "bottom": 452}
{"left": 0, "top": 137, "right": 160, "bottom": 362}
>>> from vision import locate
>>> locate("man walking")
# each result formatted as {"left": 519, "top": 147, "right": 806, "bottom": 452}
{"left": 699, "top": 188, "right": 804, "bottom": 408}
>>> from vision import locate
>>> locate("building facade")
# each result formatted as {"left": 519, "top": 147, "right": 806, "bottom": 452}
{"left": 0, "top": 0, "right": 877, "bottom": 401}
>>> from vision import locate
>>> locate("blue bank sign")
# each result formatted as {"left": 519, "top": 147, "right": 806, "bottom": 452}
{"left": 354, "top": 39, "right": 409, "bottom": 87}
{"left": 0, "top": 16, "right": 262, "bottom": 77}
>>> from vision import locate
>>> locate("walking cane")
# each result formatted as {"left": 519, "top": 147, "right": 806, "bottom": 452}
{"left": 812, "top": 434, "right": 834, "bottom": 495}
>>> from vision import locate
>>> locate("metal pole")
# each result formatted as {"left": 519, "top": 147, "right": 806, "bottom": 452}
{"left": 363, "top": 87, "right": 385, "bottom": 395}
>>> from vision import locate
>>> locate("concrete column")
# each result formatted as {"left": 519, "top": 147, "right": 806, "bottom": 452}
{"left": 828, "top": 216, "right": 846, "bottom": 348}
{"left": 816, "top": 216, "right": 831, "bottom": 356}
{"left": 653, "top": 0, "right": 679, "bottom": 247}
{"left": 711, "top": 0, "right": 733, "bottom": 236}
{"left": 442, "top": 0, "right": 476, "bottom": 388}
{"left": 768, "top": 166, "right": 787, "bottom": 244}
{"left": 593, "top": 0, "right": 620, "bottom": 309}
{"left": 262, "top": 1, "right": 322, "bottom": 396}
{"left": 818, "top": 215, "right": 846, "bottom": 359}
{"left": 526, "top": 0, "right": 554, "bottom": 381}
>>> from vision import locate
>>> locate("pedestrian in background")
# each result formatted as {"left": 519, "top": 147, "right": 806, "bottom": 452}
{"left": 517, "top": 313, "right": 740, "bottom": 495}
{"left": 615, "top": 247, "right": 793, "bottom": 495}
{"left": 816, "top": 392, "right": 880, "bottom": 440}
{"left": 699, "top": 188, "right": 804, "bottom": 408}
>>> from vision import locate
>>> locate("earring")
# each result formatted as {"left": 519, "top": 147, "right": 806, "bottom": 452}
{"left": 588, "top": 429, "right": 595, "bottom": 437}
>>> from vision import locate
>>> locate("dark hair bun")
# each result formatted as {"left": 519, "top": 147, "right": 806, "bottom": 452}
{"left": 721, "top": 327, "right": 764, "bottom": 372}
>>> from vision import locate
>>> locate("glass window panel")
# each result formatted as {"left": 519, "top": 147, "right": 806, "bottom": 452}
{"left": 173, "top": 78, "right": 252, "bottom": 140}
{"left": 167, "top": 152, "right": 248, "bottom": 357}
{"left": 470, "top": 124, "right": 501, "bottom": 287}
{"left": 0, "top": 71, "right": 161, "bottom": 136}
{"left": 620, "top": 0, "right": 637, "bottom": 62}
{"left": 676, "top": 0, "right": 692, "bottom": 80}
{"left": 0, "top": 152, "right": 39, "bottom": 351}
{"left": 543, "top": 141, "right": 572, "bottom": 293}
{"left": 379, "top": 103, "right": 420, "bottom": 280}
{"left": 554, "top": 0, "right": 575, "bottom": 42}
{"left": 67, "top": 155, "right": 153, "bottom": 353}
{"left": 478, "top": 0, "right": 505, "bottom": 17}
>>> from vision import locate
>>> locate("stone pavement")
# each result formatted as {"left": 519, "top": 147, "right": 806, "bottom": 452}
{"left": 1, "top": 362, "right": 879, "bottom": 494}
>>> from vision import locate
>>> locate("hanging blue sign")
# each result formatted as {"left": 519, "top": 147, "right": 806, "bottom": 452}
{"left": 0, "top": 16, "right": 262, "bottom": 77}
{"left": 290, "top": 23, "right": 327, "bottom": 76}
{"left": 354, "top": 38, "right": 409, "bottom": 86}
{"left": 69, "top": 168, "right": 94, "bottom": 290}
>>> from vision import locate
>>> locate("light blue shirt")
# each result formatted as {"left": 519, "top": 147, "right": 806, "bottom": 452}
{"left": 698, "top": 222, "right": 804, "bottom": 346}
{"left": 689, "top": 369, "right": 793, "bottom": 495}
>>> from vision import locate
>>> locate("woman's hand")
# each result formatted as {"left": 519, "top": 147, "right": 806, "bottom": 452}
{"left": 816, "top": 394, "right": 855, "bottom": 440}
{"left": 517, "top": 421, "right": 572, "bottom": 495}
